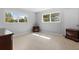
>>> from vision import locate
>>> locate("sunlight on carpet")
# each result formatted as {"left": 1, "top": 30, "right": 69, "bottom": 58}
{"left": 32, "top": 33, "right": 51, "bottom": 40}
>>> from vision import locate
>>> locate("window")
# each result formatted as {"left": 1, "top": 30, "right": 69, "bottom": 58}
{"left": 51, "top": 13, "right": 59, "bottom": 22}
{"left": 5, "top": 12, "right": 27, "bottom": 23}
{"left": 5, "top": 12, "right": 14, "bottom": 22}
{"left": 42, "top": 13, "right": 60, "bottom": 23}
{"left": 43, "top": 14, "right": 50, "bottom": 22}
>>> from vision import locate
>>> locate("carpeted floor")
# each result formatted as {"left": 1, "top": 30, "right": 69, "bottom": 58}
{"left": 13, "top": 32, "right": 79, "bottom": 50}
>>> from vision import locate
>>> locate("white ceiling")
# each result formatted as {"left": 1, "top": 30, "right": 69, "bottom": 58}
{"left": 24, "top": 8, "right": 49, "bottom": 12}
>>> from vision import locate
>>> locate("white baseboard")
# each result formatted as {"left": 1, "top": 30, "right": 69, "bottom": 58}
{"left": 13, "top": 31, "right": 32, "bottom": 37}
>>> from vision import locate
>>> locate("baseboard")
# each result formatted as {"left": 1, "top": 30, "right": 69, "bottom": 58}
{"left": 13, "top": 31, "right": 32, "bottom": 38}
{"left": 41, "top": 31, "right": 63, "bottom": 35}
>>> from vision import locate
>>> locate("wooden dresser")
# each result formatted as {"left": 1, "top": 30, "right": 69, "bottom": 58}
{"left": 65, "top": 28, "right": 79, "bottom": 42}
{"left": 0, "top": 29, "right": 13, "bottom": 50}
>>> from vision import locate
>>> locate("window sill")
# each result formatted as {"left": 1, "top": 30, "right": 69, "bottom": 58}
{"left": 42, "top": 21, "right": 61, "bottom": 23}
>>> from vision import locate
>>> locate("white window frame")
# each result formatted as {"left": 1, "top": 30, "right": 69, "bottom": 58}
{"left": 5, "top": 11, "right": 28, "bottom": 23}
{"left": 42, "top": 13, "right": 51, "bottom": 23}
{"left": 42, "top": 12, "right": 61, "bottom": 23}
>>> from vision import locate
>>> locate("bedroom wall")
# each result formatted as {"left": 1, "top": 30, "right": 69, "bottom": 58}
{"left": 36, "top": 8, "right": 79, "bottom": 35}
{"left": 0, "top": 8, "right": 79, "bottom": 35}
{"left": 0, "top": 8, "right": 36, "bottom": 35}
{"left": 36, "top": 8, "right": 64, "bottom": 34}
{"left": 62, "top": 8, "right": 79, "bottom": 35}
{"left": 0, "top": 9, "right": 5, "bottom": 27}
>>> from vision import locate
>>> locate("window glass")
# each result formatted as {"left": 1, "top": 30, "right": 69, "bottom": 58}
{"left": 42, "top": 13, "right": 60, "bottom": 23}
{"left": 51, "top": 13, "right": 59, "bottom": 22}
{"left": 5, "top": 12, "right": 27, "bottom": 23}
{"left": 43, "top": 14, "right": 50, "bottom": 22}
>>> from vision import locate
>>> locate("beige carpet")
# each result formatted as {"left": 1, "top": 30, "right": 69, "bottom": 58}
{"left": 13, "top": 32, "right": 79, "bottom": 50}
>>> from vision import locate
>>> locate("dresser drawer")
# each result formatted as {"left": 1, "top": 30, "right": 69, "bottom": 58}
{"left": 66, "top": 29, "right": 79, "bottom": 42}
{"left": 0, "top": 35, "right": 13, "bottom": 50}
